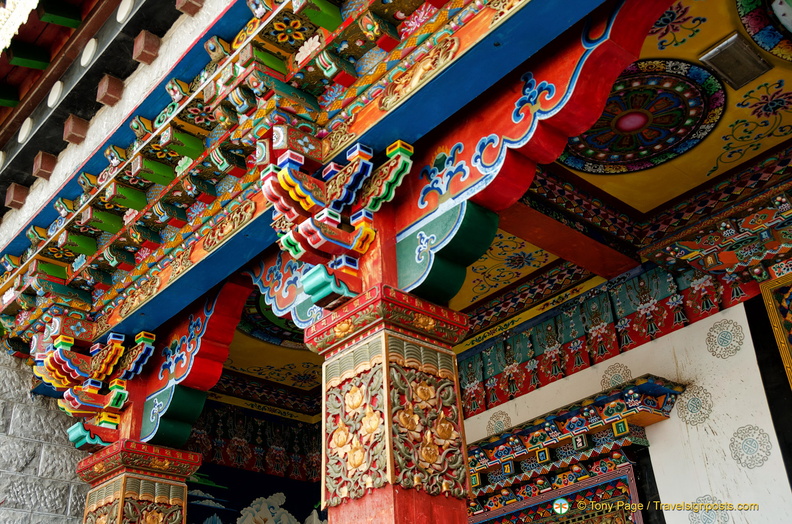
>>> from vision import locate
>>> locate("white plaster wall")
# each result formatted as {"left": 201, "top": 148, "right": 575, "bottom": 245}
{"left": 464, "top": 305, "right": 792, "bottom": 523}
{"left": 0, "top": 0, "right": 235, "bottom": 251}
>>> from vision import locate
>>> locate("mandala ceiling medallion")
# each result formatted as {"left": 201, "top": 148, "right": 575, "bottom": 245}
{"left": 559, "top": 59, "right": 725, "bottom": 174}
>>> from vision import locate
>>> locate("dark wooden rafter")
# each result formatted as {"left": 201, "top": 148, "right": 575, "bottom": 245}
{"left": 0, "top": 84, "right": 18, "bottom": 107}
{"left": 499, "top": 200, "right": 640, "bottom": 280}
{"left": 37, "top": 0, "right": 83, "bottom": 29}
{"left": 7, "top": 42, "right": 50, "bottom": 70}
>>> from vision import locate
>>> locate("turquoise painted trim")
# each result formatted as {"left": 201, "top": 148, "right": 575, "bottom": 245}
{"left": 397, "top": 201, "right": 499, "bottom": 304}
{"left": 67, "top": 421, "right": 111, "bottom": 448}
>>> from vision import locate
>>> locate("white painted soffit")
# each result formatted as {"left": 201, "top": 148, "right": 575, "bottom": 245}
{"left": 0, "top": 0, "right": 39, "bottom": 53}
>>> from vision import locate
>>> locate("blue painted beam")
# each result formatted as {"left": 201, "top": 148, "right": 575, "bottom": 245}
{"left": 5, "top": 0, "right": 606, "bottom": 337}
{"left": 345, "top": 0, "right": 609, "bottom": 156}
{"left": 105, "top": 208, "right": 277, "bottom": 338}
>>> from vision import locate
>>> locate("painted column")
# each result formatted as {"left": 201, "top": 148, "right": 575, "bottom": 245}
{"left": 77, "top": 439, "right": 201, "bottom": 523}
{"left": 306, "top": 285, "right": 470, "bottom": 523}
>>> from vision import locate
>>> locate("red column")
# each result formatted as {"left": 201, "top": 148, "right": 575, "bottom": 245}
{"left": 306, "top": 285, "right": 471, "bottom": 524}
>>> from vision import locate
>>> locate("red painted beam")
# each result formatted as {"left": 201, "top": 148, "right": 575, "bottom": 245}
{"left": 499, "top": 201, "right": 639, "bottom": 279}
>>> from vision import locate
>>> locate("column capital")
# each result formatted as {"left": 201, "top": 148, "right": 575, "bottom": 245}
{"left": 305, "top": 284, "right": 469, "bottom": 356}
{"left": 76, "top": 438, "right": 202, "bottom": 486}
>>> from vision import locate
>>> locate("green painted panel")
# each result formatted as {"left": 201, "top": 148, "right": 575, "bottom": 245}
{"left": 397, "top": 201, "right": 498, "bottom": 304}
{"left": 142, "top": 384, "right": 208, "bottom": 447}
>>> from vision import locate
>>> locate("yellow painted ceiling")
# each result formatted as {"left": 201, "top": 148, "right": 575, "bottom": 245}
{"left": 224, "top": 329, "right": 323, "bottom": 390}
{"left": 449, "top": 229, "right": 557, "bottom": 310}
{"left": 565, "top": 0, "right": 792, "bottom": 213}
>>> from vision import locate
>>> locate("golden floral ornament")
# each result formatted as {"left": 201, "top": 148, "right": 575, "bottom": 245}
{"left": 413, "top": 473, "right": 423, "bottom": 487}
{"left": 396, "top": 402, "right": 420, "bottom": 433}
{"left": 92, "top": 462, "right": 106, "bottom": 473}
{"left": 413, "top": 380, "right": 437, "bottom": 409}
{"left": 331, "top": 419, "right": 351, "bottom": 449}
{"left": 345, "top": 385, "right": 365, "bottom": 412}
{"left": 141, "top": 510, "right": 165, "bottom": 524}
{"left": 413, "top": 313, "right": 436, "bottom": 331}
{"left": 347, "top": 435, "right": 366, "bottom": 471}
{"left": 150, "top": 457, "right": 171, "bottom": 471}
{"left": 96, "top": 515, "right": 108, "bottom": 524}
{"left": 361, "top": 405, "right": 382, "bottom": 435}
{"left": 418, "top": 429, "right": 440, "bottom": 466}
{"left": 333, "top": 319, "right": 356, "bottom": 339}
{"left": 434, "top": 412, "right": 458, "bottom": 446}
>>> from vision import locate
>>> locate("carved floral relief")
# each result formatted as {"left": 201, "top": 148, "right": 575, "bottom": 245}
{"left": 324, "top": 363, "right": 388, "bottom": 505}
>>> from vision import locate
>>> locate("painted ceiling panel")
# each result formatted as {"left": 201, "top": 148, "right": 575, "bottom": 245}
{"left": 449, "top": 229, "right": 557, "bottom": 311}
{"left": 559, "top": 0, "right": 792, "bottom": 213}
{"left": 224, "top": 329, "right": 322, "bottom": 391}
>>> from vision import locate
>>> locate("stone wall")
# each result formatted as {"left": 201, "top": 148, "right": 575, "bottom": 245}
{"left": 0, "top": 355, "right": 87, "bottom": 524}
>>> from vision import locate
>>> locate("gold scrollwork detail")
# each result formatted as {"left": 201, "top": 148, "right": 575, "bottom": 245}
{"left": 379, "top": 37, "right": 460, "bottom": 112}
{"left": 169, "top": 248, "right": 193, "bottom": 282}
{"left": 203, "top": 199, "right": 256, "bottom": 252}
{"left": 150, "top": 457, "right": 172, "bottom": 471}
{"left": 413, "top": 313, "right": 437, "bottom": 332}
{"left": 324, "top": 114, "right": 357, "bottom": 159}
{"left": 119, "top": 275, "right": 161, "bottom": 319}
{"left": 488, "top": 0, "right": 526, "bottom": 26}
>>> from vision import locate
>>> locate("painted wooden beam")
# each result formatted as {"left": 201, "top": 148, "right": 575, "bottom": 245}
{"left": 79, "top": 207, "right": 124, "bottom": 234}
{"left": 297, "top": 0, "right": 342, "bottom": 32}
{"left": 176, "top": 0, "right": 204, "bottom": 16}
{"left": 316, "top": 50, "right": 357, "bottom": 87}
{"left": 131, "top": 155, "right": 176, "bottom": 186}
{"left": 96, "top": 75, "right": 124, "bottom": 107}
{"left": 33, "top": 151, "right": 57, "bottom": 180}
{"left": 160, "top": 125, "right": 204, "bottom": 159}
{"left": 59, "top": 231, "right": 98, "bottom": 256}
{"left": 239, "top": 43, "right": 287, "bottom": 75}
{"left": 133, "top": 30, "right": 160, "bottom": 64}
{"left": 106, "top": 182, "right": 147, "bottom": 211}
{"left": 5, "top": 183, "right": 28, "bottom": 209}
{"left": 26, "top": 225, "right": 48, "bottom": 246}
{"left": 64, "top": 114, "right": 89, "bottom": 144}
{"left": 499, "top": 201, "right": 639, "bottom": 280}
